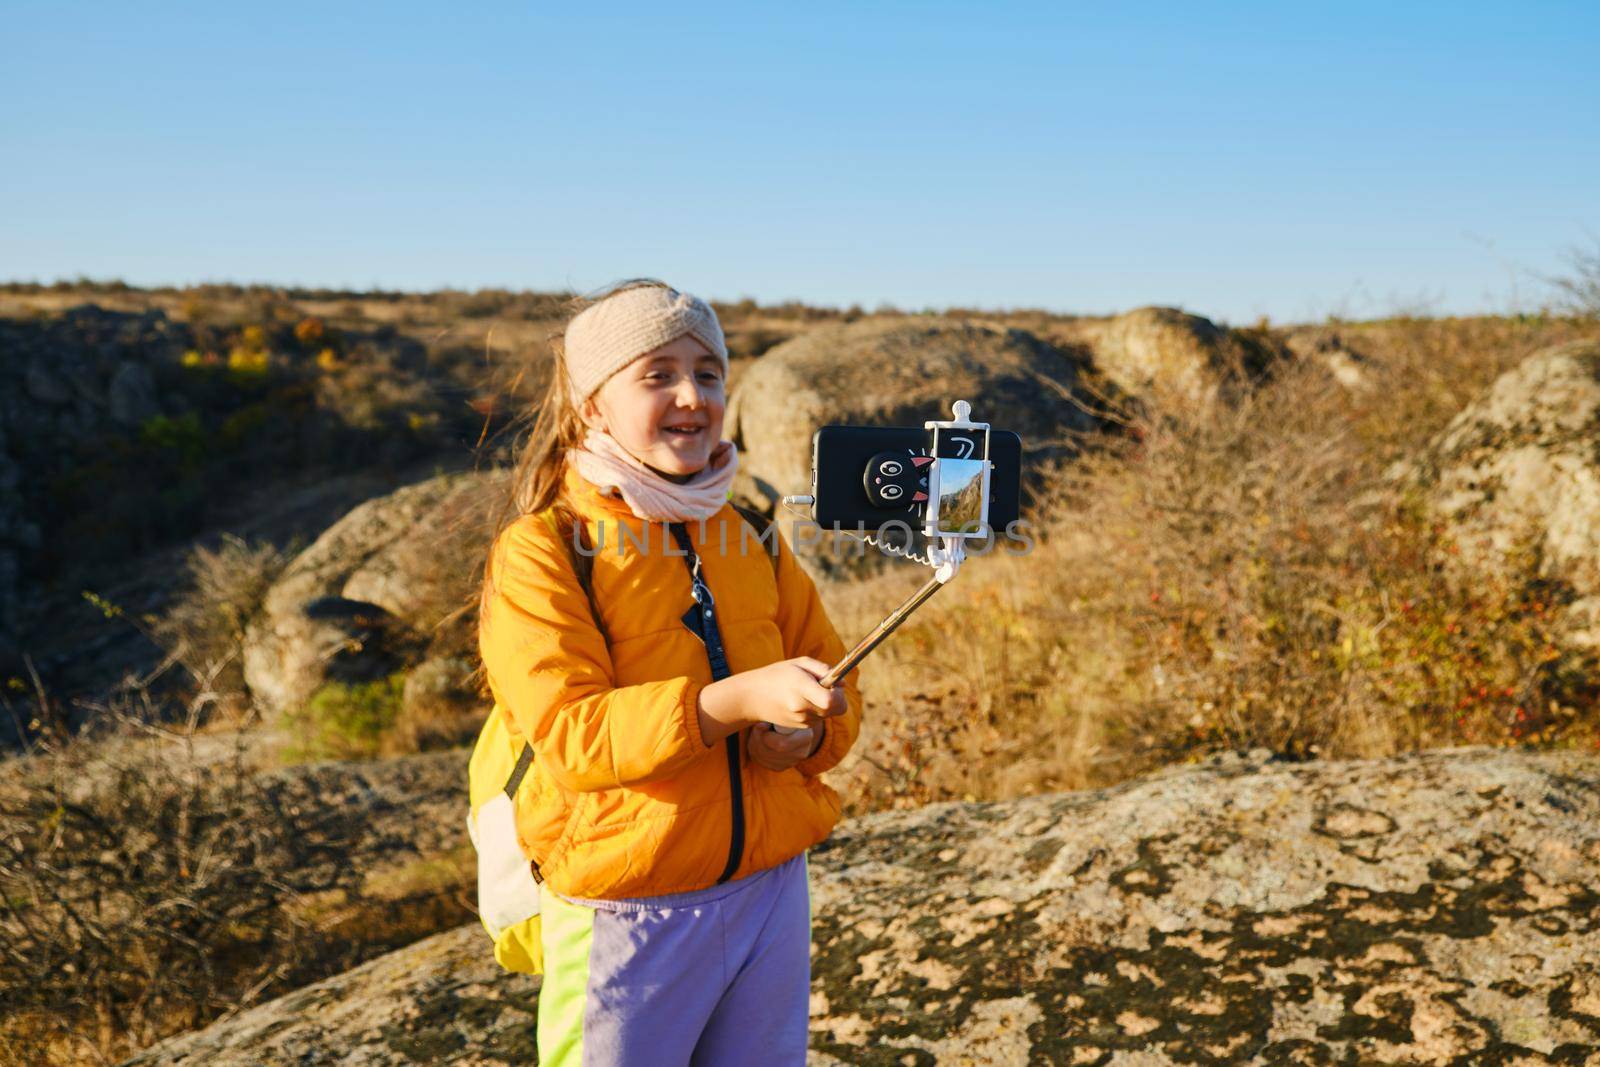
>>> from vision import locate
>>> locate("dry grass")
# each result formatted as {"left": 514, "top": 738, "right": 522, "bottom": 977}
{"left": 149, "top": 533, "right": 296, "bottom": 720}
{"left": 0, "top": 688, "right": 468, "bottom": 1065}
{"left": 831, "top": 312, "right": 1600, "bottom": 813}
{"left": 0, "top": 704, "right": 361, "bottom": 1064}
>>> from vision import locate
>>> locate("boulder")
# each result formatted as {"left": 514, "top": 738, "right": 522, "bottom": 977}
{"left": 1071, "top": 306, "right": 1281, "bottom": 411}
{"left": 121, "top": 923, "right": 539, "bottom": 1067}
{"left": 1386, "top": 340, "right": 1600, "bottom": 651}
{"left": 242, "top": 470, "right": 505, "bottom": 717}
{"left": 107, "top": 360, "right": 161, "bottom": 427}
{"left": 1282, "top": 326, "right": 1376, "bottom": 393}
{"left": 125, "top": 746, "right": 1600, "bottom": 1065}
{"left": 726, "top": 316, "right": 1102, "bottom": 514}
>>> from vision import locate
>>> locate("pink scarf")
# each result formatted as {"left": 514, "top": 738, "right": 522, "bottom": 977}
{"left": 569, "top": 428, "right": 739, "bottom": 522}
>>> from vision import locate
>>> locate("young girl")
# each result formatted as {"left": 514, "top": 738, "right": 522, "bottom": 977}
{"left": 475, "top": 279, "right": 862, "bottom": 1066}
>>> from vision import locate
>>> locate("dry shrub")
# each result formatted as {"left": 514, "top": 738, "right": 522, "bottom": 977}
{"left": 314, "top": 347, "right": 436, "bottom": 431}
{"left": 838, "top": 315, "right": 1600, "bottom": 813}
{"left": 1335, "top": 313, "right": 1599, "bottom": 465}
{"left": 0, "top": 676, "right": 470, "bottom": 1064}
{"left": 1545, "top": 236, "right": 1600, "bottom": 318}
{"left": 0, "top": 708, "right": 368, "bottom": 1064}
{"left": 149, "top": 533, "right": 296, "bottom": 717}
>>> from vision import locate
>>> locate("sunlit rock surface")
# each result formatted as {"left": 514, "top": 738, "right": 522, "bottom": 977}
{"left": 126, "top": 746, "right": 1600, "bottom": 1065}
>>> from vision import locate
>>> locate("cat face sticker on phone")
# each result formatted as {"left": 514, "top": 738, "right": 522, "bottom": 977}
{"left": 864, "top": 449, "right": 933, "bottom": 511}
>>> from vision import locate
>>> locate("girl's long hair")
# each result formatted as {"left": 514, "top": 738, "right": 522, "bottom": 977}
{"left": 468, "top": 276, "right": 675, "bottom": 699}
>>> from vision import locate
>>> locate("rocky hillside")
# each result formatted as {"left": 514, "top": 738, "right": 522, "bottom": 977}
{"left": 0, "top": 299, "right": 505, "bottom": 733}
{"left": 0, "top": 289, "right": 1285, "bottom": 733}
{"left": 0, "top": 305, "right": 180, "bottom": 664}
{"left": 5, "top": 287, "right": 1596, "bottom": 1065}
{"left": 125, "top": 746, "right": 1600, "bottom": 1065}
{"left": 1389, "top": 339, "right": 1600, "bottom": 656}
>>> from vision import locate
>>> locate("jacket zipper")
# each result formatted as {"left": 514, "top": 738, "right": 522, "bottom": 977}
{"left": 716, "top": 733, "right": 745, "bottom": 883}
{"left": 671, "top": 520, "right": 746, "bottom": 885}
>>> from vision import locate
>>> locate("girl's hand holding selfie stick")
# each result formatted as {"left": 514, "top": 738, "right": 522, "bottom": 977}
{"left": 694, "top": 656, "right": 845, "bottom": 747}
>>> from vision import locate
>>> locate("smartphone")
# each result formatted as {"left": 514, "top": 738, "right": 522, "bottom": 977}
{"left": 809, "top": 425, "right": 1022, "bottom": 533}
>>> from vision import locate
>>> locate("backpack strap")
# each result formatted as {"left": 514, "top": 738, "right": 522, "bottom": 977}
{"left": 729, "top": 501, "right": 780, "bottom": 577}
{"left": 538, "top": 500, "right": 606, "bottom": 643}
{"left": 667, "top": 520, "right": 745, "bottom": 883}
{"left": 504, "top": 743, "right": 535, "bottom": 798}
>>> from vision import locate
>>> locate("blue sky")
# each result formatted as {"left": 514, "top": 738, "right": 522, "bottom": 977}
{"left": 4, "top": 2, "right": 1596, "bottom": 324}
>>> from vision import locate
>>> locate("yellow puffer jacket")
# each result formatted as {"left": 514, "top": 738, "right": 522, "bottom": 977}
{"left": 477, "top": 462, "right": 863, "bottom": 900}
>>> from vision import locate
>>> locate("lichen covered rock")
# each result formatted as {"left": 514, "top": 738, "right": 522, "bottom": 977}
{"left": 727, "top": 316, "right": 1100, "bottom": 514}
{"left": 125, "top": 747, "right": 1600, "bottom": 1065}
{"left": 242, "top": 470, "right": 503, "bottom": 717}
{"left": 806, "top": 745, "right": 1600, "bottom": 1064}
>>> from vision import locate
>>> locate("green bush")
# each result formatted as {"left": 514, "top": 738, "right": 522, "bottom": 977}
{"left": 286, "top": 672, "right": 407, "bottom": 762}
{"left": 137, "top": 412, "right": 206, "bottom": 469}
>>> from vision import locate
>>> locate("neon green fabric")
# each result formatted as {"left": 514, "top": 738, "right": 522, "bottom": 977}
{"left": 804, "top": 852, "right": 812, "bottom": 929}
{"left": 536, "top": 886, "right": 596, "bottom": 1066}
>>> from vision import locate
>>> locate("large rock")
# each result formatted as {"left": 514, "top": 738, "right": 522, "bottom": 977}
{"left": 125, "top": 746, "right": 1600, "bottom": 1065}
{"left": 242, "top": 470, "right": 505, "bottom": 717}
{"left": 122, "top": 924, "right": 539, "bottom": 1067}
{"left": 107, "top": 360, "right": 161, "bottom": 427}
{"left": 726, "top": 317, "right": 1102, "bottom": 514}
{"left": 1282, "top": 325, "right": 1377, "bottom": 393}
{"left": 1071, "top": 305, "right": 1282, "bottom": 411}
{"left": 1387, "top": 339, "right": 1600, "bottom": 652}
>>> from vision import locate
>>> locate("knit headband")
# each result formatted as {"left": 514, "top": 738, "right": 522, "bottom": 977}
{"left": 562, "top": 285, "right": 729, "bottom": 406}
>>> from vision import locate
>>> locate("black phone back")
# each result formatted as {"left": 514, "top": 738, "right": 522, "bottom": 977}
{"left": 810, "top": 425, "right": 1022, "bottom": 532}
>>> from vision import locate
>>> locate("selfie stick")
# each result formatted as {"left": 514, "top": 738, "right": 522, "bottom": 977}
{"left": 782, "top": 399, "right": 988, "bottom": 690}
{"left": 817, "top": 535, "right": 964, "bottom": 687}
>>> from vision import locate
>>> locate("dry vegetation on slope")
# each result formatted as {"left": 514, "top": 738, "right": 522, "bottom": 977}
{"left": 826, "top": 314, "right": 1600, "bottom": 811}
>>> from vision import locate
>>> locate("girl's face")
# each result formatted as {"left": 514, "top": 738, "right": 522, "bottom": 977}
{"left": 579, "top": 333, "right": 726, "bottom": 481}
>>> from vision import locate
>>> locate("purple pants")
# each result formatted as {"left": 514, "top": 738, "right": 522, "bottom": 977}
{"left": 536, "top": 851, "right": 811, "bottom": 1066}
